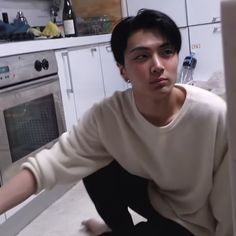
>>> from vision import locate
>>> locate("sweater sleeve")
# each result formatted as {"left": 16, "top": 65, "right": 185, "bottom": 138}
{"left": 22, "top": 104, "right": 113, "bottom": 192}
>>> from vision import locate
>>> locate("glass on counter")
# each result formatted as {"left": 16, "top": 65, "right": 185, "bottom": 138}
{"left": 76, "top": 15, "right": 112, "bottom": 36}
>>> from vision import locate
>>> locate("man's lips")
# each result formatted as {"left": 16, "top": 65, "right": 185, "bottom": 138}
{"left": 148, "top": 78, "right": 168, "bottom": 88}
{"left": 149, "top": 78, "right": 168, "bottom": 84}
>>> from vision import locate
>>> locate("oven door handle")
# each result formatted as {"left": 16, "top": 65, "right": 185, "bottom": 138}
{"left": 61, "top": 50, "right": 74, "bottom": 94}
{"left": 0, "top": 75, "right": 58, "bottom": 94}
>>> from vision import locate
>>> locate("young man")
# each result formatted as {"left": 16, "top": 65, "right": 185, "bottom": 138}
{"left": 0, "top": 9, "right": 233, "bottom": 236}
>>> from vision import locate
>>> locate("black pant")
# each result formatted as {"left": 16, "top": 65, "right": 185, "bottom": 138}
{"left": 83, "top": 161, "right": 194, "bottom": 236}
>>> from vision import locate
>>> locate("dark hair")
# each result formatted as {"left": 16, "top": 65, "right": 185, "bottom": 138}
{"left": 111, "top": 9, "right": 182, "bottom": 65}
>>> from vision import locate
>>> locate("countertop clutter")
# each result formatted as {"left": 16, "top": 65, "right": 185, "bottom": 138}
{"left": 0, "top": 34, "right": 111, "bottom": 58}
{"left": 0, "top": 6, "right": 113, "bottom": 58}
{"left": 0, "top": 10, "right": 111, "bottom": 58}
{"left": 0, "top": 0, "right": 118, "bottom": 58}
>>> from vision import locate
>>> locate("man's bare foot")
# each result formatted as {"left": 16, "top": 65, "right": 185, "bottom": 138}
{"left": 81, "top": 218, "right": 111, "bottom": 235}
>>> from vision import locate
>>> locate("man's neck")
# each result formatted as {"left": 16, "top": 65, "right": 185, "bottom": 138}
{"left": 134, "top": 86, "right": 186, "bottom": 127}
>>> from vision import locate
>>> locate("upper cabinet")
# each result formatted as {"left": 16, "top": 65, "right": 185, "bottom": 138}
{"left": 189, "top": 23, "right": 223, "bottom": 81}
{"left": 124, "top": 0, "right": 187, "bottom": 27}
{"left": 186, "top": 0, "right": 222, "bottom": 25}
{"left": 186, "top": 0, "right": 224, "bottom": 82}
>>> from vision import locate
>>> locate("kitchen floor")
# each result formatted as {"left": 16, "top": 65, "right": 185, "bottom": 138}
{"left": 16, "top": 182, "right": 145, "bottom": 236}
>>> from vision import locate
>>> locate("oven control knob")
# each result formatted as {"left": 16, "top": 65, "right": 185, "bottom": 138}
{"left": 34, "top": 60, "right": 42, "bottom": 71}
{"left": 42, "top": 59, "right": 49, "bottom": 70}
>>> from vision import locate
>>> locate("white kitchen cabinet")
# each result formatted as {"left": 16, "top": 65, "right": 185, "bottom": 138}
{"left": 67, "top": 46, "right": 105, "bottom": 119}
{"left": 99, "top": 43, "right": 127, "bottom": 97}
{"left": 186, "top": 0, "right": 223, "bottom": 26}
{"left": 189, "top": 23, "right": 223, "bottom": 81}
{"left": 56, "top": 43, "right": 128, "bottom": 128}
{"left": 124, "top": 0, "right": 187, "bottom": 27}
{"left": 56, "top": 50, "right": 78, "bottom": 131}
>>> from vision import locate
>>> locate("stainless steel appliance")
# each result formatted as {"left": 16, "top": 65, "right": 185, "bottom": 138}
{"left": 0, "top": 51, "right": 73, "bottom": 235}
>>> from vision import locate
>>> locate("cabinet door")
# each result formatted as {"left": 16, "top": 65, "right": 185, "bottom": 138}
{"left": 99, "top": 44, "right": 127, "bottom": 97}
{"left": 68, "top": 46, "right": 105, "bottom": 118}
{"left": 125, "top": 0, "right": 187, "bottom": 27}
{"left": 189, "top": 23, "right": 223, "bottom": 81}
{"left": 186, "top": 0, "right": 222, "bottom": 25}
{"left": 55, "top": 50, "right": 78, "bottom": 131}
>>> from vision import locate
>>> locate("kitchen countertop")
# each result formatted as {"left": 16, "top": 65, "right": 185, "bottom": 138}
{"left": 0, "top": 34, "right": 111, "bottom": 57}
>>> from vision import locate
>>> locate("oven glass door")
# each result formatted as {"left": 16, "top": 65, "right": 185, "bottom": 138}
{"left": 0, "top": 75, "right": 65, "bottom": 183}
{"left": 4, "top": 94, "right": 59, "bottom": 163}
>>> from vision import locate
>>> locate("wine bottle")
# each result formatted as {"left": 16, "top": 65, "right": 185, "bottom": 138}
{"left": 63, "top": 0, "right": 76, "bottom": 37}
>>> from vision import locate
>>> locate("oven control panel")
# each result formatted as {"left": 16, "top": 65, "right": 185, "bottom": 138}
{"left": 0, "top": 66, "right": 10, "bottom": 81}
{"left": 0, "top": 50, "right": 58, "bottom": 88}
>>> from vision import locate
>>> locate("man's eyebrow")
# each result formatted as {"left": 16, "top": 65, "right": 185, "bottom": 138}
{"left": 128, "top": 42, "right": 173, "bottom": 54}
{"left": 159, "top": 42, "right": 173, "bottom": 48}
{"left": 128, "top": 46, "right": 149, "bottom": 54}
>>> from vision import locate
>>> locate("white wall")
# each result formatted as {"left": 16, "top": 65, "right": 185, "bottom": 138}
{"left": 0, "top": 0, "right": 55, "bottom": 26}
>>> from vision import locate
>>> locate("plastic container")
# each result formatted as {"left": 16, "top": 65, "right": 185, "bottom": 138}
{"left": 177, "top": 53, "right": 197, "bottom": 84}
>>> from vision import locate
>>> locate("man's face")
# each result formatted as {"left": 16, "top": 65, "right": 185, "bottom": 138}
{"left": 120, "top": 30, "right": 179, "bottom": 101}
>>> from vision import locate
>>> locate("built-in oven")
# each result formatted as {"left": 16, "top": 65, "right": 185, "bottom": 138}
{"left": 0, "top": 51, "right": 73, "bottom": 235}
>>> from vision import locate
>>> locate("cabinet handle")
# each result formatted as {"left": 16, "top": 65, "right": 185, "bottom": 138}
{"left": 212, "top": 17, "right": 221, "bottom": 23}
{"left": 62, "top": 51, "right": 74, "bottom": 94}
{"left": 91, "top": 48, "right": 97, "bottom": 56}
{"left": 105, "top": 45, "right": 112, "bottom": 53}
{"left": 213, "top": 26, "right": 221, "bottom": 34}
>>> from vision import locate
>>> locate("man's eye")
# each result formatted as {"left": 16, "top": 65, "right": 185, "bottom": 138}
{"left": 161, "top": 48, "right": 175, "bottom": 57}
{"left": 134, "top": 54, "right": 148, "bottom": 60}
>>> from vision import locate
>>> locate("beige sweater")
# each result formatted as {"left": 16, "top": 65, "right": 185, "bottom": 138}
{"left": 23, "top": 84, "right": 233, "bottom": 236}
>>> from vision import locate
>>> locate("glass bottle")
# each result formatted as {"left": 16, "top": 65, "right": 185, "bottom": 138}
{"left": 63, "top": 0, "right": 76, "bottom": 37}
{"left": 16, "top": 11, "right": 28, "bottom": 25}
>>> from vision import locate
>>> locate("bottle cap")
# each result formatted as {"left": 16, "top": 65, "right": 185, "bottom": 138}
{"left": 183, "top": 54, "right": 197, "bottom": 69}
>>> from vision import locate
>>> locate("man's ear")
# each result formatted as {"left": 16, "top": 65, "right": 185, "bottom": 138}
{"left": 117, "top": 63, "right": 129, "bottom": 82}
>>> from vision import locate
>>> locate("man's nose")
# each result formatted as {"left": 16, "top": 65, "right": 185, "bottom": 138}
{"left": 150, "top": 55, "right": 164, "bottom": 75}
